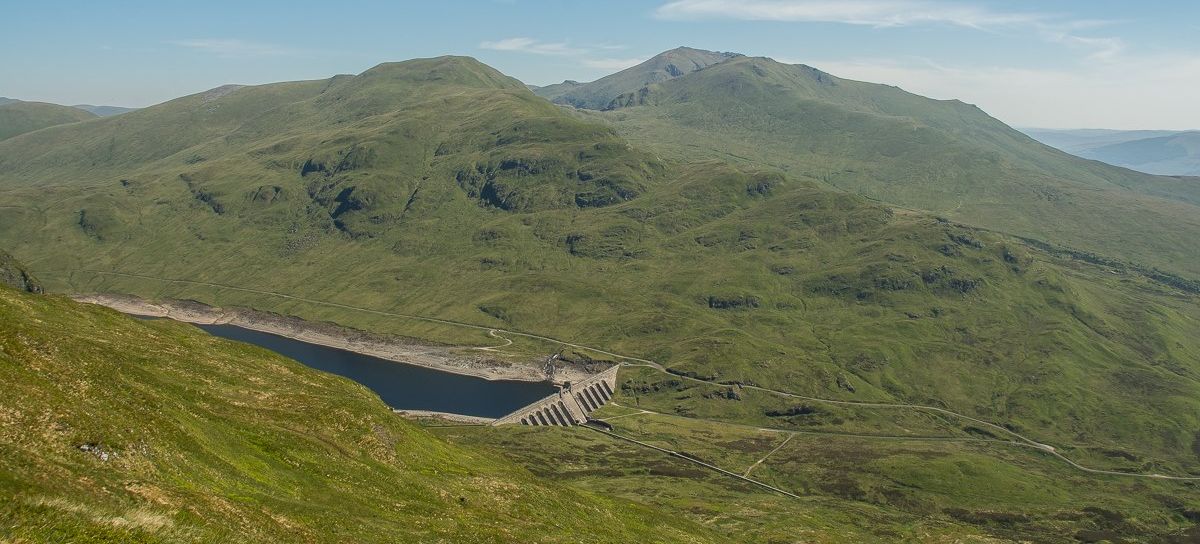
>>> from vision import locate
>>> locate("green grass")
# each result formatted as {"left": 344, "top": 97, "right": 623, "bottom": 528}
{"left": 435, "top": 398, "right": 1200, "bottom": 543}
{"left": 0, "top": 285, "right": 728, "bottom": 543}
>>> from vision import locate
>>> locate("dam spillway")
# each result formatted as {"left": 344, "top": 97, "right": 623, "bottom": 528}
{"left": 492, "top": 366, "right": 619, "bottom": 426}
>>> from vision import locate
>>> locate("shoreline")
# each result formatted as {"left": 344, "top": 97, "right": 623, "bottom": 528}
{"left": 393, "top": 410, "right": 496, "bottom": 425}
{"left": 73, "top": 293, "right": 590, "bottom": 384}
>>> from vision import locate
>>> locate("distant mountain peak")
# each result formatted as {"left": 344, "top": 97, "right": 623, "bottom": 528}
{"left": 532, "top": 46, "right": 741, "bottom": 109}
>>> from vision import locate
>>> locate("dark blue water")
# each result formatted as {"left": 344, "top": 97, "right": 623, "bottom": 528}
{"left": 161, "top": 319, "right": 554, "bottom": 418}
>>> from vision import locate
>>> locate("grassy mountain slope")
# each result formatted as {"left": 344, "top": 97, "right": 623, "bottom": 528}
{"left": 533, "top": 47, "right": 741, "bottom": 109}
{"left": 0, "top": 285, "right": 725, "bottom": 543}
{"left": 2, "top": 55, "right": 1200, "bottom": 539}
{"left": 0, "top": 100, "right": 96, "bottom": 141}
{"left": 1079, "top": 131, "right": 1200, "bottom": 176}
{"left": 589, "top": 55, "right": 1200, "bottom": 276}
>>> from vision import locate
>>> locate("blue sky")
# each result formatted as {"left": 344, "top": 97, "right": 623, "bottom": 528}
{"left": 3, "top": 0, "right": 1198, "bottom": 129}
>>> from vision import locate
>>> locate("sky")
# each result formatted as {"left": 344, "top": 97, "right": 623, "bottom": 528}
{"left": 2, "top": 0, "right": 1198, "bottom": 129}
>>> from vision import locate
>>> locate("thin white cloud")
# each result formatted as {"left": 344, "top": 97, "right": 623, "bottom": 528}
{"left": 656, "top": 1, "right": 1122, "bottom": 60}
{"left": 170, "top": 39, "right": 296, "bottom": 58}
{"left": 479, "top": 37, "right": 584, "bottom": 56}
{"left": 480, "top": 37, "right": 642, "bottom": 78}
{"left": 655, "top": 0, "right": 1042, "bottom": 28}
{"left": 1041, "top": 31, "right": 1124, "bottom": 60}
{"left": 800, "top": 55, "right": 1200, "bottom": 129}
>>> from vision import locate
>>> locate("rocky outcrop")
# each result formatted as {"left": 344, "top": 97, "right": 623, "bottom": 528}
{"left": 0, "top": 249, "right": 42, "bottom": 293}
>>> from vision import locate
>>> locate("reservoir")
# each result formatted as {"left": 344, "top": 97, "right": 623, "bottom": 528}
{"left": 189, "top": 322, "right": 557, "bottom": 418}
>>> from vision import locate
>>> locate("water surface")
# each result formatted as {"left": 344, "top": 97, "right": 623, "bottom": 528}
{"left": 173, "top": 320, "right": 555, "bottom": 418}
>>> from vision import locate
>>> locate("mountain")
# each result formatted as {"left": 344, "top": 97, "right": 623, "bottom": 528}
{"left": 1022, "top": 128, "right": 1181, "bottom": 154}
{"left": 582, "top": 53, "right": 1200, "bottom": 277}
{"left": 2, "top": 54, "right": 1200, "bottom": 541}
{"left": 0, "top": 285, "right": 723, "bottom": 542}
{"left": 0, "top": 248, "right": 41, "bottom": 293}
{"left": 73, "top": 104, "right": 137, "bottom": 117}
{"left": 533, "top": 46, "right": 741, "bottom": 109}
{"left": 0, "top": 99, "right": 96, "bottom": 140}
{"left": 1078, "top": 131, "right": 1200, "bottom": 176}
{"left": 1024, "top": 128, "right": 1200, "bottom": 176}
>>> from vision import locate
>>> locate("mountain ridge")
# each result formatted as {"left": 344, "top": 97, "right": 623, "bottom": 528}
{"left": 581, "top": 51, "right": 1200, "bottom": 276}
{"left": 1080, "top": 131, "right": 1200, "bottom": 176}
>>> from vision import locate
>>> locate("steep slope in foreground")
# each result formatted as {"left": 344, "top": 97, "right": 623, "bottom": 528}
{"left": 534, "top": 46, "right": 741, "bottom": 109}
{"left": 0, "top": 285, "right": 724, "bottom": 543}
{"left": 0, "top": 100, "right": 96, "bottom": 140}
{"left": 1, "top": 55, "right": 1200, "bottom": 503}
{"left": 594, "top": 54, "right": 1200, "bottom": 276}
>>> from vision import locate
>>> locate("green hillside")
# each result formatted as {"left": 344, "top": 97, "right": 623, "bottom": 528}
{"left": 586, "top": 54, "right": 1200, "bottom": 276}
{"left": 0, "top": 100, "right": 96, "bottom": 141}
{"left": 2, "top": 55, "right": 1200, "bottom": 540}
{"left": 0, "top": 284, "right": 725, "bottom": 543}
{"left": 534, "top": 47, "right": 741, "bottom": 109}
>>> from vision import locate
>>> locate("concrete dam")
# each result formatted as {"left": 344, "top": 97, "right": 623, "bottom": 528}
{"left": 492, "top": 366, "right": 619, "bottom": 426}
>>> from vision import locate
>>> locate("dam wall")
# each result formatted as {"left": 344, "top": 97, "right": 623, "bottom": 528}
{"left": 492, "top": 365, "right": 619, "bottom": 426}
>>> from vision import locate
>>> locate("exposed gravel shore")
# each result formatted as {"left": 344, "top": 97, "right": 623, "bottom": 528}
{"left": 72, "top": 293, "right": 588, "bottom": 383}
{"left": 393, "top": 410, "right": 496, "bottom": 425}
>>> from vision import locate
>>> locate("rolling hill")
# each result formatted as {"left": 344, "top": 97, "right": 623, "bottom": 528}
{"left": 573, "top": 53, "right": 1200, "bottom": 277}
{"left": 0, "top": 99, "right": 96, "bottom": 140}
{"left": 2, "top": 54, "right": 1200, "bottom": 541}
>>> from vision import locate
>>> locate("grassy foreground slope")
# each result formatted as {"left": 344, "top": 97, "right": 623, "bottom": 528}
{"left": 1, "top": 56, "right": 1199, "bottom": 483}
{"left": 0, "top": 100, "right": 96, "bottom": 141}
{"left": 0, "top": 284, "right": 725, "bottom": 543}
{"left": 590, "top": 54, "right": 1200, "bottom": 276}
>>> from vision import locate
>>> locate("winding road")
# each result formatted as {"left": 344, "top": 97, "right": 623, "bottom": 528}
{"left": 75, "top": 269, "right": 1200, "bottom": 482}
